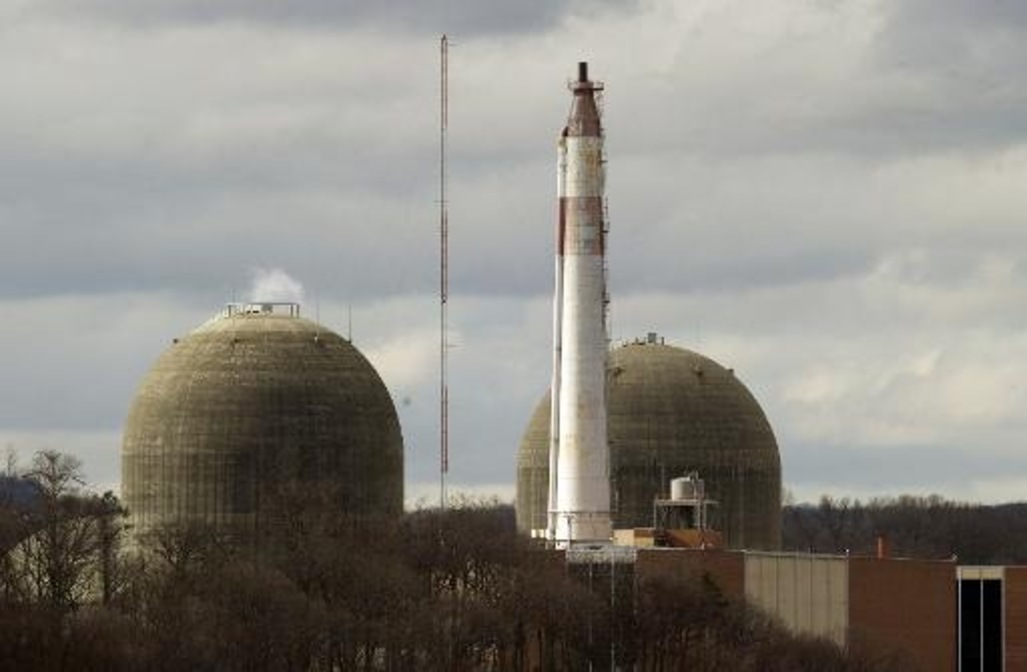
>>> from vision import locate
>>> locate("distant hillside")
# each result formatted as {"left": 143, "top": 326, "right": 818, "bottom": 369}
{"left": 0, "top": 475, "right": 39, "bottom": 509}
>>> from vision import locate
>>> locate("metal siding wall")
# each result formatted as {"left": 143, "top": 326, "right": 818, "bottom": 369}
{"left": 743, "top": 553, "right": 848, "bottom": 646}
{"left": 827, "top": 559, "right": 849, "bottom": 645}
{"left": 810, "top": 558, "right": 832, "bottom": 639}
{"left": 794, "top": 557, "right": 812, "bottom": 632}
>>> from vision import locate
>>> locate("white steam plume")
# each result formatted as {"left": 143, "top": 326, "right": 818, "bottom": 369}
{"left": 248, "top": 268, "right": 306, "bottom": 305}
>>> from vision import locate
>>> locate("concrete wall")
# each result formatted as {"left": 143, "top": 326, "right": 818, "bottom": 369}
{"left": 743, "top": 552, "right": 848, "bottom": 646}
{"left": 635, "top": 548, "right": 745, "bottom": 597}
{"left": 123, "top": 313, "right": 404, "bottom": 543}
{"left": 850, "top": 558, "right": 956, "bottom": 672}
{"left": 1007, "top": 567, "right": 1027, "bottom": 672}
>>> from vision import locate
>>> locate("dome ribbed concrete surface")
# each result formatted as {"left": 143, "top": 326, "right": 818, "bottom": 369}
{"left": 122, "top": 309, "right": 403, "bottom": 542}
{"left": 517, "top": 341, "right": 781, "bottom": 550}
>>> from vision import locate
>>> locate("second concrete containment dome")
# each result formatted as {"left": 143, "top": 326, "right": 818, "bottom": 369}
{"left": 122, "top": 304, "right": 403, "bottom": 542}
{"left": 517, "top": 337, "right": 781, "bottom": 549}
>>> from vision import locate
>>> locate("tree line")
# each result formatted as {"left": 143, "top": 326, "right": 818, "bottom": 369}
{"left": 783, "top": 494, "right": 1027, "bottom": 563}
{"left": 2, "top": 450, "right": 908, "bottom": 671}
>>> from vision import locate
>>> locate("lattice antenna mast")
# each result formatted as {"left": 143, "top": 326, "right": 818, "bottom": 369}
{"left": 439, "top": 34, "right": 450, "bottom": 510}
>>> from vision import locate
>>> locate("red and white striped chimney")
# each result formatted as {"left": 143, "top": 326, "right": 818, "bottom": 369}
{"left": 547, "top": 62, "right": 612, "bottom": 545}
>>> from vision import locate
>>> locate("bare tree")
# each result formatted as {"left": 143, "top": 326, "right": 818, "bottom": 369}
{"left": 93, "top": 491, "right": 129, "bottom": 605}
{"left": 18, "top": 450, "right": 98, "bottom": 610}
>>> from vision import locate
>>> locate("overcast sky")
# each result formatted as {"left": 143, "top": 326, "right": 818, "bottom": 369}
{"left": 2, "top": 0, "right": 1026, "bottom": 506}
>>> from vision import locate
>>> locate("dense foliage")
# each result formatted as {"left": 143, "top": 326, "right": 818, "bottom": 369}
{"left": 0, "top": 452, "right": 916, "bottom": 671}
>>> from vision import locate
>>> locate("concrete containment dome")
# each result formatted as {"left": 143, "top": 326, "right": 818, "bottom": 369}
{"left": 516, "top": 338, "right": 781, "bottom": 550}
{"left": 122, "top": 304, "right": 403, "bottom": 542}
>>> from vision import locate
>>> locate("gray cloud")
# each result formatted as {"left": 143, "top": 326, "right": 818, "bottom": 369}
{"left": 582, "top": 1, "right": 1027, "bottom": 161}
{"left": 3, "top": 0, "right": 1027, "bottom": 504}
{"left": 784, "top": 441, "right": 1027, "bottom": 504}
{"left": 0, "top": 293, "right": 209, "bottom": 432}
{"left": 877, "top": 0, "right": 1027, "bottom": 61}
{"left": 28, "top": 0, "right": 631, "bottom": 35}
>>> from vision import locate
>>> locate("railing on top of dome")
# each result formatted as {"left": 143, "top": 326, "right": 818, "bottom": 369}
{"left": 219, "top": 302, "right": 302, "bottom": 319}
{"left": 193, "top": 302, "right": 302, "bottom": 332}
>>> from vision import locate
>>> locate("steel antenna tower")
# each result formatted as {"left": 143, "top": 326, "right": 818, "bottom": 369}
{"left": 439, "top": 34, "right": 449, "bottom": 510}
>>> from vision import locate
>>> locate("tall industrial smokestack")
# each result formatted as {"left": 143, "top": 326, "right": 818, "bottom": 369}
{"left": 547, "top": 62, "right": 612, "bottom": 545}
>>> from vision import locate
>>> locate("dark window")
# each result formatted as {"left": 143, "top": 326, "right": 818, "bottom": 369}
{"left": 959, "top": 578, "right": 1003, "bottom": 672}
